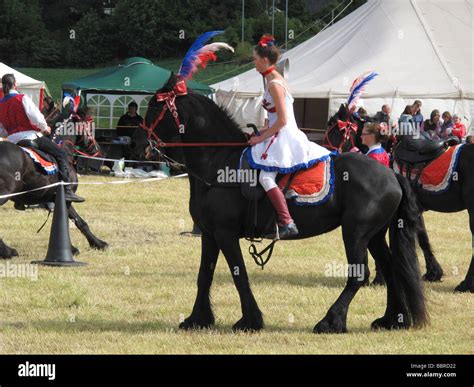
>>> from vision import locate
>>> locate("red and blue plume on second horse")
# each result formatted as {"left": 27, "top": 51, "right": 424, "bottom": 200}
{"left": 178, "top": 30, "right": 234, "bottom": 81}
{"left": 347, "top": 71, "right": 378, "bottom": 111}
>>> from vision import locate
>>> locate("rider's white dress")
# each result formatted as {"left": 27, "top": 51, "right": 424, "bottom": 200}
{"left": 247, "top": 79, "right": 331, "bottom": 173}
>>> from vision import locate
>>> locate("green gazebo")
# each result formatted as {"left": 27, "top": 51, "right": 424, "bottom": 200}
{"left": 62, "top": 57, "right": 213, "bottom": 130}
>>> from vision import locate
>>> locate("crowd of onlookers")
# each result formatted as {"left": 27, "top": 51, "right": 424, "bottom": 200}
{"left": 357, "top": 100, "right": 473, "bottom": 144}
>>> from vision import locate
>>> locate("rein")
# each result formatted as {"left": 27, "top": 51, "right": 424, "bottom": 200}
{"left": 142, "top": 79, "right": 280, "bottom": 269}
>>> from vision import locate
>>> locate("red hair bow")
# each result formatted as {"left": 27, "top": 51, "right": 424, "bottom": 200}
{"left": 258, "top": 35, "right": 275, "bottom": 47}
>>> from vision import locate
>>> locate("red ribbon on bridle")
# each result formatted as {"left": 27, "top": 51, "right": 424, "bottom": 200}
{"left": 323, "top": 119, "right": 358, "bottom": 152}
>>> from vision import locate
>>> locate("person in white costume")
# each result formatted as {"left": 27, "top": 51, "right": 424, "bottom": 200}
{"left": 247, "top": 34, "right": 331, "bottom": 238}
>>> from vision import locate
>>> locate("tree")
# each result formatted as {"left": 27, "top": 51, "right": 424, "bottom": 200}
{"left": 68, "top": 10, "right": 106, "bottom": 67}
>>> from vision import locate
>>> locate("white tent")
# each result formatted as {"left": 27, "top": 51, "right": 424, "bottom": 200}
{"left": 212, "top": 0, "right": 474, "bottom": 132}
{"left": 0, "top": 63, "right": 50, "bottom": 108}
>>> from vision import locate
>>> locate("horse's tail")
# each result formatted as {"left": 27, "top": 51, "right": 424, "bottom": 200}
{"left": 389, "top": 173, "right": 429, "bottom": 328}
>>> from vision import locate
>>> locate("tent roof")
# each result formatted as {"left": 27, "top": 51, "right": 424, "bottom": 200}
{"left": 212, "top": 0, "right": 473, "bottom": 99}
{"left": 62, "top": 57, "right": 213, "bottom": 95}
{"left": 0, "top": 62, "right": 46, "bottom": 89}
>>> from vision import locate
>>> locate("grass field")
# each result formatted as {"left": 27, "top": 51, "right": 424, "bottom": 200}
{"left": 0, "top": 175, "right": 472, "bottom": 354}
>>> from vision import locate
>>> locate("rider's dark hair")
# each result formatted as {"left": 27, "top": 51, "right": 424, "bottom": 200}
{"left": 1, "top": 73, "right": 15, "bottom": 95}
{"left": 254, "top": 34, "right": 280, "bottom": 65}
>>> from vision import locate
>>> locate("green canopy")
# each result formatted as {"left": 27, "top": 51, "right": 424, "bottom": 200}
{"left": 62, "top": 57, "right": 213, "bottom": 95}
{"left": 62, "top": 57, "right": 214, "bottom": 130}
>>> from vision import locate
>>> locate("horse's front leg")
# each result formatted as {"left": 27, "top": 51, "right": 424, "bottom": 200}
{"left": 180, "top": 232, "right": 220, "bottom": 330}
{"left": 67, "top": 205, "right": 108, "bottom": 250}
{"left": 215, "top": 228, "right": 263, "bottom": 332}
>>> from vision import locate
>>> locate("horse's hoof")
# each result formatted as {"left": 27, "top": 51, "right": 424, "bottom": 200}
{"left": 423, "top": 269, "right": 443, "bottom": 282}
{"left": 232, "top": 316, "right": 264, "bottom": 333}
{"left": 371, "top": 316, "right": 408, "bottom": 330}
{"left": 313, "top": 316, "right": 347, "bottom": 334}
{"left": 454, "top": 281, "right": 474, "bottom": 293}
{"left": 92, "top": 240, "right": 109, "bottom": 251}
{"left": 0, "top": 247, "right": 18, "bottom": 259}
{"left": 179, "top": 314, "right": 215, "bottom": 331}
{"left": 71, "top": 246, "right": 80, "bottom": 256}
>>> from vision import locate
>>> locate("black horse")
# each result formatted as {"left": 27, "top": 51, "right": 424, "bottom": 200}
{"left": 325, "top": 105, "right": 474, "bottom": 292}
{"left": 0, "top": 120, "right": 108, "bottom": 259}
{"left": 133, "top": 74, "right": 428, "bottom": 333}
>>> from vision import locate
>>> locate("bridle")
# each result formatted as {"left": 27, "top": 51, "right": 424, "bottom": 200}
{"left": 140, "top": 78, "right": 247, "bottom": 149}
{"left": 58, "top": 114, "right": 102, "bottom": 158}
{"left": 139, "top": 78, "right": 248, "bottom": 187}
{"left": 324, "top": 119, "right": 358, "bottom": 153}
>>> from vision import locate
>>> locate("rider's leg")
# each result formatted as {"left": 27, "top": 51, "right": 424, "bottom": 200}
{"left": 33, "top": 136, "right": 85, "bottom": 203}
{"left": 259, "top": 170, "right": 298, "bottom": 238}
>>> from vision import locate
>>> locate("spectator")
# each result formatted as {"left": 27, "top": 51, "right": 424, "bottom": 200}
{"left": 466, "top": 135, "right": 474, "bottom": 144}
{"left": 399, "top": 105, "right": 415, "bottom": 136}
{"left": 374, "top": 104, "right": 391, "bottom": 125}
{"left": 116, "top": 102, "right": 143, "bottom": 138}
{"left": 421, "top": 110, "right": 441, "bottom": 140}
{"left": 451, "top": 114, "right": 467, "bottom": 141}
{"left": 361, "top": 122, "right": 390, "bottom": 167}
{"left": 412, "top": 100, "right": 424, "bottom": 130}
{"left": 438, "top": 111, "right": 454, "bottom": 138}
{"left": 355, "top": 107, "right": 369, "bottom": 120}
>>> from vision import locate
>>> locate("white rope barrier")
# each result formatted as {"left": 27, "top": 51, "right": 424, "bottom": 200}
{"left": 75, "top": 154, "right": 164, "bottom": 164}
{"left": 0, "top": 174, "right": 188, "bottom": 200}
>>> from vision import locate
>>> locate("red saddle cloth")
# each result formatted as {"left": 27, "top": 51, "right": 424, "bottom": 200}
{"left": 419, "top": 144, "right": 464, "bottom": 194}
{"left": 278, "top": 158, "right": 334, "bottom": 206}
{"left": 20, "top": 147, "right": 58, "bottom": 175}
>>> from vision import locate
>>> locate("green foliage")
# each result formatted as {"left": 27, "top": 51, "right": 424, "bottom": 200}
{"left": 2, "top": 0, "right": 367, "bottom": 68}
{"left": 69, "top": 10, "right": 109, "bottom": 67}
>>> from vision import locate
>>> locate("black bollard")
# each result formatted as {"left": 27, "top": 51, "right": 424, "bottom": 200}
{"left": 32, "top": 183, "right": 87, "bottom": 266}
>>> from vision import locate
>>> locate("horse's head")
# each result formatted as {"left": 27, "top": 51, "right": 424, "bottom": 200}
{"left": 130, "top": 31, "right": 237, "bottom": 165}
{"left": 129, "top": 72, "right": 189, "bottom": 164}
{"left": 323, "top": 103, "right": 359, "bottom": 153}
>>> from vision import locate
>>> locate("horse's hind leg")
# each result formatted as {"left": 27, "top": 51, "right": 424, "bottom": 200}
{"left": 314, "top": 227, "right": 369, "bottom": 334}
{"left": 455, "top": 208, "right": 474, "bottom": 293}
{"left": 67, "top": 205, "right": 108, "bottom": 250}
{"left": 368, "top": 227, "right": 406, "bottom": 329}
{"left": 418, "top": 214, "right": 443, "bottom": 282}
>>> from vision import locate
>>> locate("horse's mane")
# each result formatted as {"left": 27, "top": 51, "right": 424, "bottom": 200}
{"left": 158, "top": 73, "right": 246, "bottom": 142}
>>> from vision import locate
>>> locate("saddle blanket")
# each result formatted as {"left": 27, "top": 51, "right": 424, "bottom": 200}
{"left": 278, "top": 158, "right": 334, "bottom": 206}
{"left": 20, "top": 147, "right": 58, "bottom": 175}
{"left": 419, "top": 144, "right": 464, "bottom": 194}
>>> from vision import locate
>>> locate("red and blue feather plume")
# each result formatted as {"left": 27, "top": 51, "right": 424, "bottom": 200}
{"left": 178, "top": 30, "right": 234, "bottom": 80}
{"left": 347, "top": 71, "right": 378, "bottom": 111}
{"left": 62, "top": 92, "right": 80, "bottom": 113}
